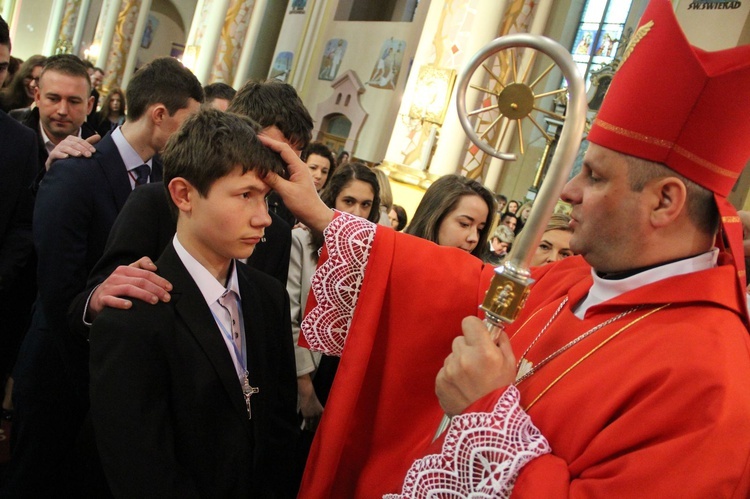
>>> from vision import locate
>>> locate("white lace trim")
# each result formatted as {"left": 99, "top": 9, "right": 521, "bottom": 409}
{"left": 384, "top": 386, "right": 550, "bottom": 499}
{"left": 300, "top": 212, "right": 376, "bottom": 356}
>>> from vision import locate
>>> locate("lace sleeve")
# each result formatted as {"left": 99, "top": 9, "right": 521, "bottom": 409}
{"left": 300, "top": 212, "right": 376, "bottom": 356}
{"left": 384, "top": 386, "right": 551, "bottom": 499}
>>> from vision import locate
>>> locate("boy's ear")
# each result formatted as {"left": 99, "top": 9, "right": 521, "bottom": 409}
{"left": 151, "top": 103, "right": 168, "bottom": 126}
{"left": 167, "top": 177, "right": 194, "bottom": 214}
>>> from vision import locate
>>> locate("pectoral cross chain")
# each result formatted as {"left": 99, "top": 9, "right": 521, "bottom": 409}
{"left": 242, "top": 371, "right": 259, "bottom": 419}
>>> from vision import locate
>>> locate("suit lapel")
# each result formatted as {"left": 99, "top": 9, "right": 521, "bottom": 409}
{"left": 94, "top": 134, "right": 132, "bottom": 211}
{"left": 158, "top": 245, "right": 249, "bottom": 421}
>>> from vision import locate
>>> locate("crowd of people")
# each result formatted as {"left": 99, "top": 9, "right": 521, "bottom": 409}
{"left": 1, "top": 0, "right": 750, "bottom": 496}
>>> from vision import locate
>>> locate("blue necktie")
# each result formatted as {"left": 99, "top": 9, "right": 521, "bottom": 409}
{"left": 133, "top": 164, "right": 150, "bottom": 186}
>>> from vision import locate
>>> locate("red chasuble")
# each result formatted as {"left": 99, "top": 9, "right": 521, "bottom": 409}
{"left": 298, "top": 214, "right": 750, "bottom": 498}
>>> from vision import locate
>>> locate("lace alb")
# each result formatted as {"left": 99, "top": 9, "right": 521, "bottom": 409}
{"left": 300, "top": 212, "right": 376, "bottom": 356}
{"left": 384, "top": 386, "right": 550, "bottom": 498}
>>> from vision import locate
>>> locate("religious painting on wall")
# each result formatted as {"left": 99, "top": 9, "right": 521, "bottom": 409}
{"left": 290, "top": 0, "right": 307, "bottom": 13}
{"left": 270, "top": 52, "right": 294, "bottom": 82}
{"left": 569, "top": 0, "right": 632, "bottom": 90}
{"left": 366, "top": 38, "right": 406, "bottom": 90}
{"left": 319, "top": 39, "right": 348, "bottom": 81}
{"left": 141, "top": 14, "right": 159, "bottom": 49}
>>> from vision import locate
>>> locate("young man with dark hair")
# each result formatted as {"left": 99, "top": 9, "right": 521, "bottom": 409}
{"left": 3, "top": 57, "right": 202, "bottom": 496}
{"left": 90, "top": 108, "right": 298, "bottom": 497}
{"left": 203, "top": 81, "right": 236, "bottom": 111}
{"left": 67, "top": 79, "right": 314, "bottom": 338}
{"left": 229, "top": 80, "right": 313, "bottom": 152}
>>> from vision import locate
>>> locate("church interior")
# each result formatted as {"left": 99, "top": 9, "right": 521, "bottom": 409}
{"left": 4, "top": 0, "right": 750, "bottom": 215}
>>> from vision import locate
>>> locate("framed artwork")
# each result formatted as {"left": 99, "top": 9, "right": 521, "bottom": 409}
{"left": 141, "top": 15, "right": 159, "bottom": 49}
{"left": 270, "top": 52, "right": 294, "bottom": 82}
{"left": 290, "top": 0, "right": 307, "bottom": 13}
{"left": 366, "top": 38, "right": 406, "bottom": 90}
{"left": 319, "top": 39, "right": 347, "bottom": 81}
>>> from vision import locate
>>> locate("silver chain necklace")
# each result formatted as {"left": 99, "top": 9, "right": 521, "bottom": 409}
{"left": 514, "top": 297, "right": 641, "bottom": 384}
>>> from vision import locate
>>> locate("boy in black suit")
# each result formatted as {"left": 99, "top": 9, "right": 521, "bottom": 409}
{"left": 89, "top": 109, "right": 298, "bottom": 497}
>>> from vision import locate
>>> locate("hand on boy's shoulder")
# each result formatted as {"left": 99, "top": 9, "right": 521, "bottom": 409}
{"left": 87, "top": 257, "right": 172, "bottom": 322}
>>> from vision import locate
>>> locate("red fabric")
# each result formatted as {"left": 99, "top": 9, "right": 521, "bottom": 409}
{"left": 454, "top": 255, "right": 750, "bottom": 497}
{"left": 300, "top": 225, "right": 750, "bottom": 496}
{"left": 298, "top": 227, "right": 496, "bottom": 498}
{"left": 587, "top": 0, "right": 750, "bottom": 196}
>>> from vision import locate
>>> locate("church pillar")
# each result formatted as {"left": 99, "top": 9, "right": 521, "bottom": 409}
{"left": 120, "top": 0, "right": 152, "bottom": 89}
{"left": 185, "top": 0, "right": 231, "bottom": 84}
{"left": 382, "top": 0, "right": 509, "bottom": 180}
{"left": 210, "top": 0, "right": 257, "bottom": 84}
{"left": 93, "top": 0, "right": 122, "bottom": 69}
{"left": 429, "top": 0, "right": 509, "bottom": 176}
{"left": 71, "top": 0, "right": 92, "bottom": 55}
{"left": 100, "top": 0, "right": 150, "bottom": 92}
{"left": 42, "top": 0, "right": 66, "bottom": 55}
{"left": 232, "top": 0, "right": 267, "bottom": 88}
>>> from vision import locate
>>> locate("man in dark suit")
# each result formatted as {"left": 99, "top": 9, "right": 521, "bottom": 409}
{"left": 2, "top": 57, "right": 203, "bottom": 496}
{"left": 90, "top": 109, "right": 298, "bottom": 497}
{"left": 0, "top": 14, "right": 37, "bottom": 427}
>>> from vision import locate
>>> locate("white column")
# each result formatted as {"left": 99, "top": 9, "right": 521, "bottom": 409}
{"left": 96, "top": 0, "right": 123, "bottom": 69}
{"left": 484, "top": 0, "right": 555, "bottom": 191}
{"left": 233, "top": 0, "right": 267, "bottom": 89}
{"left": 290, "top": 0, "right": 327, "bottom": 90}
{"left": 42, "top": 0, "right": 66, "bottom": 54}
{"left": 72, "top": 0, "right": 91, "bottom": 55}
{"left": 192, "top": 0, "right": 230, "bottom": 84}
{"left": 120, "top": 0, "right": 152, "bottom": 89}
{"left": 429, "top": 0, "right": 508, "bottom": 176}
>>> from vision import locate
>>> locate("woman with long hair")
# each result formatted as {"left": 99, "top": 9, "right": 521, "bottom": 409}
{"left": 95, "top": 88, "right": 126, "bottom": 136}
{"left": 0, "top": 55, "right": 46, "bottom": 112}
{"left": 287, "top": 162, "right": 380, "bottom": 477}
{"left": 406, "top": 174, "right": 495, "bottom": 259}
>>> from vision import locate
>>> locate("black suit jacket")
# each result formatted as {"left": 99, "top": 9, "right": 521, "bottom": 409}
{"left": 67, "top": 181, "right": 292, "bottom": 339}
{"left": 0, "top": 110, "right": 37, "bottom": 293}
{"left": 32, "top": 133, "right": 162, "bottom": 395}
{"left": 89, "top": 243, "right": 298, "bottom": 497}
{"left": 0, "top": 110, "right": 38, "bottom": 372}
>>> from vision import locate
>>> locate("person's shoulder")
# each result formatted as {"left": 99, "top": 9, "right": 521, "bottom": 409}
{"left": 0, "top": 110, "right": 36, "bottom": 142}
{"left": 94, "top": 297, "right": 174, "bottom": 338}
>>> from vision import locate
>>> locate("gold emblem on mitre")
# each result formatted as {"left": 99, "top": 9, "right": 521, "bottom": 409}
{"left": 619, "top": 20, "right": 654, "bottom": 68}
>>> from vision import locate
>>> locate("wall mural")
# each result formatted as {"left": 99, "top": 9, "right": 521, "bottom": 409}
{"left": 270, "top": 51, "right": 294, "bottom": 82}
{"left": 290, "top": 0, "right": 307, "bottom": 14}
{"left": 366, "top": 38, "right": 406, "bottom": 90}
{"left": 319, "top": 39, "right": 347, "bottom": 81}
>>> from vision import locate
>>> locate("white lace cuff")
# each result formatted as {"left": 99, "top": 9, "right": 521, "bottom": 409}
{"left": 300, "top": 212, "right": 376, "bottom": 356}
{"left": 384, "top": 386, "right": 550, "bottom": 498}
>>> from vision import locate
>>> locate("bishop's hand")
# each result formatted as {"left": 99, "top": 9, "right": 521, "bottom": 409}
{"left": 436, "top": 316, "right": 517, "bottom": 416}
{"left": 259, "top": 134, "right": 333, "bottom": 234}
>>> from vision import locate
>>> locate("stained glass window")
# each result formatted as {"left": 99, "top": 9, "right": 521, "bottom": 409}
{"left": 571, "top": 0, "right": 634, "bottom": 89}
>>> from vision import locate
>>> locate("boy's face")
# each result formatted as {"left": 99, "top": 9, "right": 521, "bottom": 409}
{"left": 187, "top": 166, "right": 272, "bottom": 264}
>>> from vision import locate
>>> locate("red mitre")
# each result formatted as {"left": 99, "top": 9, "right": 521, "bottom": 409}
{"left": 588, "top": 0, "right": 750, "bottom": 324}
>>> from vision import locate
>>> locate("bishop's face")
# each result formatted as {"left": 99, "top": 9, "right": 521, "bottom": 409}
{"left": 561, "top": 143, "right": 649, "bottom": 273}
